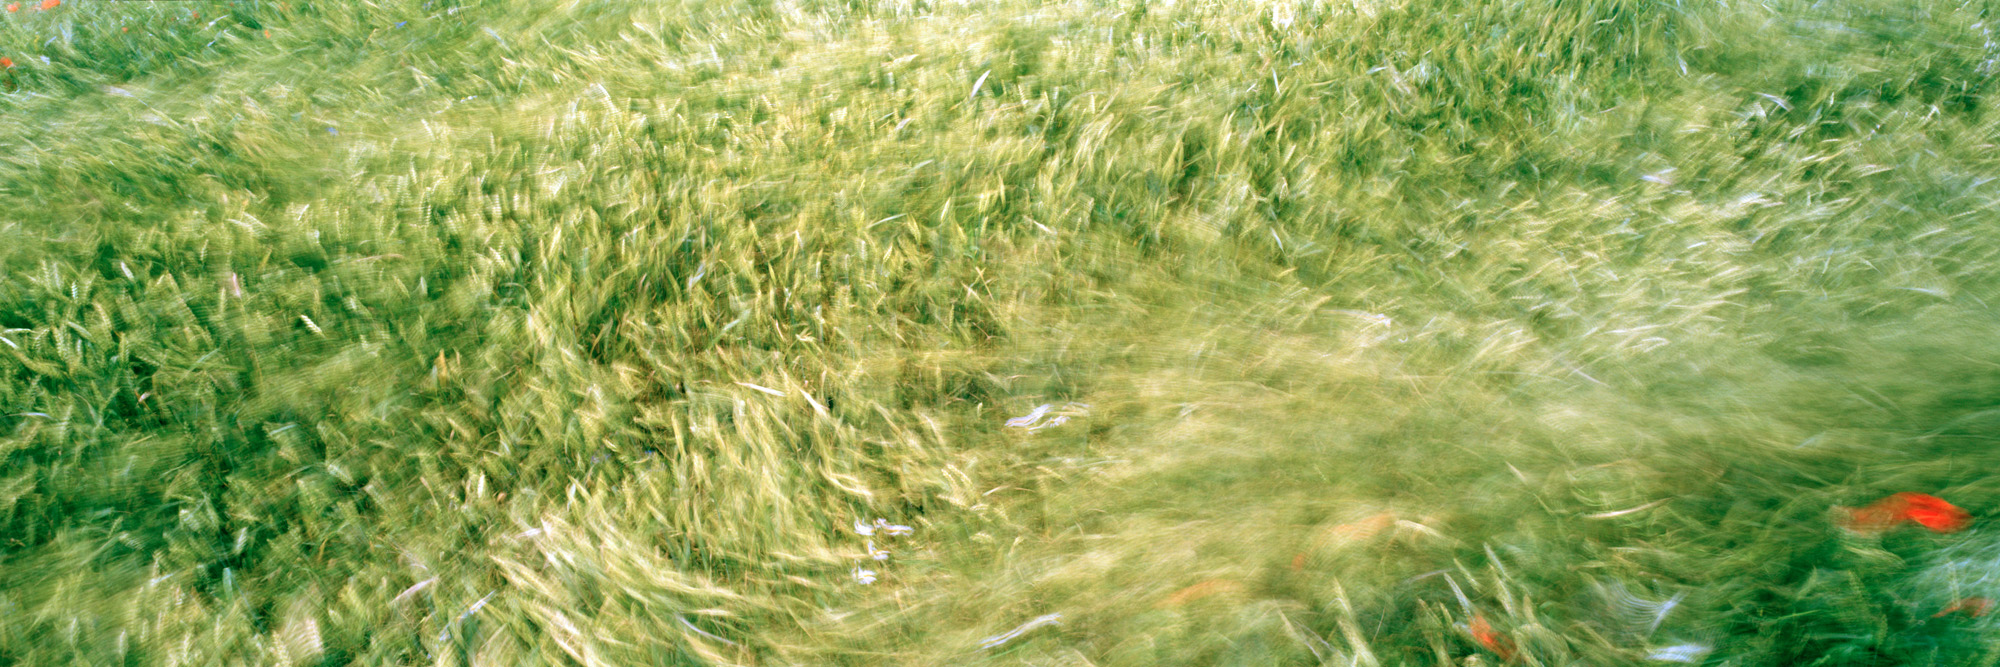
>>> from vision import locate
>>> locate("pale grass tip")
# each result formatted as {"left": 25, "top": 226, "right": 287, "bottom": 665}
{"left": 979, "top": 613, "right": 1062, "bottom": 650}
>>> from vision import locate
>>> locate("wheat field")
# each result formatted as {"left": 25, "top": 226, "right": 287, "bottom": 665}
{"left": 5, "top": 0, "right": 2000, "bottom": 664}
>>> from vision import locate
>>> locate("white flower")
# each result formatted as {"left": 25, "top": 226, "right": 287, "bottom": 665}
{"left": 1005, "top": 404, "right": 1053, "bottom": 428}
{"left": 853, "top": 568, "right": 877, "bottom": 585}
{"left": 1005, "top": 403, "right": 1091, "bottom": 431}
{"left": 859, "top": 518, "right": 913, "bottom": 537}
{"left": 1647, "top": 643, "right": 1711, "bottom": 663}
{"left": 1269, "top": 4, "right": 1295, "bottom": 30}
{"left": 867, "top": 540, "right": 890, "bottom": 561}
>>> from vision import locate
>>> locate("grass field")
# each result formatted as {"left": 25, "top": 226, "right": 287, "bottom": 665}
{"left": 6, "top": 0, "right": 2000, "bottom": 664}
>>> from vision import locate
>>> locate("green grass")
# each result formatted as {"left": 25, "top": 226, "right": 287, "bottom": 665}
{"left": 5, "top": 0, "right": 2000, "bottom": 664}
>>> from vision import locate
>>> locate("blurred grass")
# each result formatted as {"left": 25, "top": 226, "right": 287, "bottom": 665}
{"left": 5, "top": 0, "right": 2000, "bottom": 664}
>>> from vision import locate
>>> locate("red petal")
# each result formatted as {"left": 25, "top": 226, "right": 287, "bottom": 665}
{"left": 1838, "top": 493, "right": 1976, "bottom": 534}
{"left": 1839, "top": 503, "right": 1907, "bottom": 534}
{"left": 1892, "top": 493, "right": 1971, "bottom": 533}
{"left": 1934, "top": 597, "right": 1994, "bottom": 618}
{"left": 1470, "top": 614, "right": 1517, "bottom": 661}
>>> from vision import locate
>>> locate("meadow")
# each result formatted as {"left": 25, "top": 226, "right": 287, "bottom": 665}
{"left": 5, "top": 0, "right": 2000, "bottom": 664}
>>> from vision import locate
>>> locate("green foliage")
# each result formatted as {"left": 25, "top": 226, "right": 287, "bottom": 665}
{"left": 4, "top": 0, "right": 2000, "bottom": 664}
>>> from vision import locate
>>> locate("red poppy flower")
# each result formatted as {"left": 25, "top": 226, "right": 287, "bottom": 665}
{"left": 1934, "top": 597, "right": 1993, "bottom": 619}
{"left": 1900, "top": 493, "right": 1972, "bottom": 532}
{"left": 1842, "top": 502, "right": 1907, "bottom": 534}
{"left": 1841, "top": 493, "right": 1971, "bottom": 534}
{"left": 0, "top": 57, "right": 12, "bottom": 69}
{"left": 1470, "top": 614, "right": 1517, "bottom": 661}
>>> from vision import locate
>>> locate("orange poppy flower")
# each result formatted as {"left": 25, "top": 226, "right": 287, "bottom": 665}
{"left": 37, "top": 0, "right": 57, "bottom": 10}
{"left": 1840, "top": 493, "right": 1971, "bottom": 534}
{"left": 5, "top": 4, "right": 17, "bottom": 12}
{"left": 1470, "top": 614, "right": 1517, "bottom": 661}
{"left": 1934, "top": 597, "right": 1993, "bottom": 619}
{"left": 0, "top": 57, "right": 12, "bottom": 69}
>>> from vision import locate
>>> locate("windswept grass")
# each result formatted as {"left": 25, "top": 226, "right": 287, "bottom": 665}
{"left": 4, "top": 0, "right": 2000, "bottom": 664}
